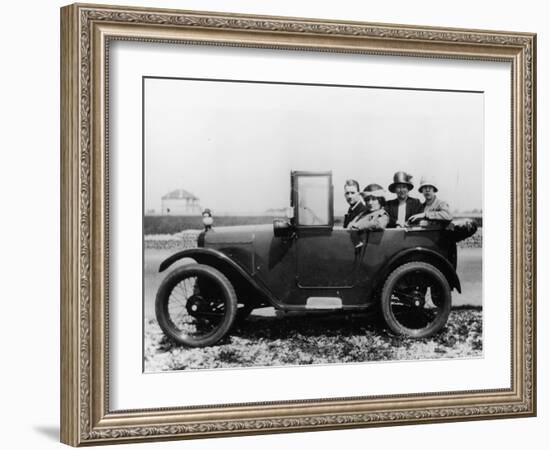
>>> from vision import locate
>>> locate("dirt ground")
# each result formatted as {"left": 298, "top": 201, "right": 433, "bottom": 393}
{"left": 144, "top": 307, "right": 482, "bottom": 372}
{"left": 143, "top": 247, "right": 483, "bottom": 372}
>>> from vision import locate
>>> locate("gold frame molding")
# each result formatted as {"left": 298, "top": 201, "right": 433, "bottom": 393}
{"left": 60, "top": 3, "right": 536, "bottom": 446}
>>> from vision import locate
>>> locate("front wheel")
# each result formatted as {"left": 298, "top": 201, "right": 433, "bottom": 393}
{"left": 380, "top": 262, "right": 452, "bottom": 338}
{"left": 155, "top": 264, "right": 237, "bottom": 347}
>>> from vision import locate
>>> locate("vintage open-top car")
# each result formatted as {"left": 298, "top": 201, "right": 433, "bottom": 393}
{"left": 155, "top": 171, "right": 477, "bottom": 347}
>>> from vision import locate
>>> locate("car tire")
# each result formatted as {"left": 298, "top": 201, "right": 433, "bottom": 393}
{"left": 380, "top": 261, "right": 452, "bottom": 338}
{"left": 155, "top": 264, "right": 237, "bottom": 347}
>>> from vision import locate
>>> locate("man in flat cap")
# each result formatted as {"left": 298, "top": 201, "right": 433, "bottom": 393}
{"left": 385, "top": 171, "right": 423, "bottom": 228}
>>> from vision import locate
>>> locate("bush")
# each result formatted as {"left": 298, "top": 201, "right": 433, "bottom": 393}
{"left": 144, "top": 215, "right": 279, "bottom": 234}
{"left": 457, "top": 228, "right": 483, "bottom": 248}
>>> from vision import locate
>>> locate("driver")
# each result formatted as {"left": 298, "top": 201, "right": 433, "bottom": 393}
{"left": 385, "top": 171, "right": 422, "bottom": 228}
{"left": 343, "top": 179, "right": 367, "bottom": 228}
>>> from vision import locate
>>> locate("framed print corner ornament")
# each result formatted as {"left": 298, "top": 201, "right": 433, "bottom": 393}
{"left": 60, "top": 3, "right": 536, "bottom": 446}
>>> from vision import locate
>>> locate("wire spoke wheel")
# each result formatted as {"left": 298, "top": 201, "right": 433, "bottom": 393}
{"left": 381, "top": 262, "right": 452, "bottom": 338}
{"left": 155, "top": 264, "right": 237, "bottom": 347}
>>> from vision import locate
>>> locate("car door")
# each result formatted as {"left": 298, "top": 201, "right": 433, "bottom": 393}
{"left": 290, "top": 171, "right": 362, "bottom": 288}
{"left": 296, "top": 227, "right": 363, "bottom": 288}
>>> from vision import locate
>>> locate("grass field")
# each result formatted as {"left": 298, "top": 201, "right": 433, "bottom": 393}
{"left": 144, "top": 215, "right": 279, "bottom": 234}
{"left": 145, "top": 215, "right": 483, "bottom": 235}
{"left": 145, "top": 215, "right": 353, "bottom": 235}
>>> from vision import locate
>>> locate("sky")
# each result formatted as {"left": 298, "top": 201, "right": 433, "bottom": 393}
{"left": 144, "top": 78, "right": 483, "bottom": 216}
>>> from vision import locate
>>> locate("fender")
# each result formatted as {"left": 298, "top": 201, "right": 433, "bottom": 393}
{"left": 370, "top": 247, "right": 461, "bottom": 294}
{"left": 158, "top": 247, "right": 280, "bottom": 307}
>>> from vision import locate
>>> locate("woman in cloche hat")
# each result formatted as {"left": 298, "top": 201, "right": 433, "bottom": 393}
{"left": 407, "top": 176, "right": 453, "bottom": 224}
{"left": 385, "top": 171, "right": 423, "bottom": 228}
{"left": 348, "top": 183, "right": 389, "bottom": 231}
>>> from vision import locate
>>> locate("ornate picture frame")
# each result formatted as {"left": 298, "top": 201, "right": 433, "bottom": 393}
{"left": 60, "top": 3, "right": 536, "bottom": 446}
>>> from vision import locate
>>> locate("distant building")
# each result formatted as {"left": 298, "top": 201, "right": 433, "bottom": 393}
{"left": 161, "top": 189, "right": 202, "bottom": 215}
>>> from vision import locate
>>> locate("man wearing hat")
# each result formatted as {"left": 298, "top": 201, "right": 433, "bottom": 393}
{"left": 385, "top": 171, "right": 423, "bottom": 228}
{"left": 408, "top": 177, "right": 453, "bottom": 224}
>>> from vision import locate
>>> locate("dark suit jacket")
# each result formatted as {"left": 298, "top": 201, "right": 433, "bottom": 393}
{"left": 385, "top": 197, "right": 423, "bottom": 228}
{"left": 343, "top": 201, "right": 367, "bottom": 228}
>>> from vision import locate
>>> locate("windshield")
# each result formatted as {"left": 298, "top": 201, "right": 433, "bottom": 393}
{"left": 296, "top": 175, "right": 331, "bottom": 226}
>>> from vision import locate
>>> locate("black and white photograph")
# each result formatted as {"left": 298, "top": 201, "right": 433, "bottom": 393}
{"left": 143, "top": 76, "right": 483, "bottom": 372}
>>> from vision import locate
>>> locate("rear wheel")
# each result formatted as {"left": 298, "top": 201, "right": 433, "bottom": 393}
{"left": 380, "top": 262, "right": 451, "bottom": 338}
{"left": 155, "top": 264, "right": 237, "bottom": 347}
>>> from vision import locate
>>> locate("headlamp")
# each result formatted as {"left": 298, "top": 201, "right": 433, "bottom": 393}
{"left": 202, "top": 209, "right": 213, "bottom": 230}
